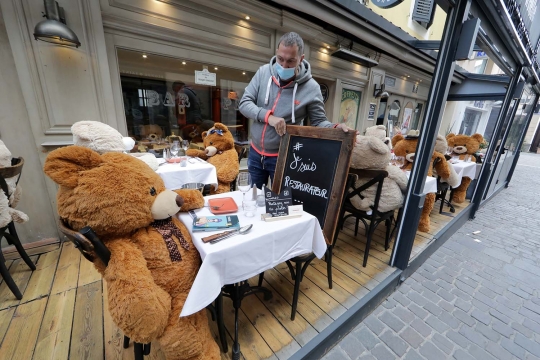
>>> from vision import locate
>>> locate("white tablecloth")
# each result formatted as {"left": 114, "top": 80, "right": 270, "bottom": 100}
{"left": 156, "top": 158, "right": 217, "bottom": 190}
{"left": 405, "top": 171, "right": 438, "bottom": 194}
{"left": 450, "top": 160, "right": 477, "bottom": 180}
{"left": 178, "top": 191, "right": 327, "bottom": 317}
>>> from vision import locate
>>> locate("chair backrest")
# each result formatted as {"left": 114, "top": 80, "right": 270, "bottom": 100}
{"left": 57, "top": 218, "right": 111, "bottom": 266}
{"left": 433, "top": 157, "right": 449, "bottom": 192}
{"left": 234, "top": 144, "right": 247, "bottom": 163}
{"left": 345, "top": 168, "right": 389, "bottom": 216}
{"left": 0, "top": 157, "right": 24, "bottom": 199}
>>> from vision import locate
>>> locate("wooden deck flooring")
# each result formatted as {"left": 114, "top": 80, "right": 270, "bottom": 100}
{"left": 0, "top": 201, "right": 468, "bottom": 359}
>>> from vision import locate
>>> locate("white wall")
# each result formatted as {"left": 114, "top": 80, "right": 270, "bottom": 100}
{"left": 0, "top": 6, "right": 58, "bottom": 244}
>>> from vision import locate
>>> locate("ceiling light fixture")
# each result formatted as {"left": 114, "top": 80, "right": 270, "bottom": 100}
{"left": 142, "top": 54, "right": 147, "bottom": 58}
{"left": 331, "top": 47, "right": 379, "bottom": 68}
{"left": 373, "top": 84, "right": 390, "bottom": 99}
{"left": 322, "top": 49, "right": 328, "bottom": 53}
{"left": 245, "top": 16, "right": 250, "bottom": 20}
{"left": 182, "top": 61, "right": 186, "bottom": 65}
{"left": 242, "top": 71, "right": 246, "bottom": 75}
{"left": 214, "top": 67, "right": 218, "bottom": 70}
{"left": 33, "top": 0, "right": 81, "bottom": 48}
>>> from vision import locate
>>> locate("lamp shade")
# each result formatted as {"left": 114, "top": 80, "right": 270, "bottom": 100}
{"left": 34, "top": 19, "right": 81, "bottom": 48}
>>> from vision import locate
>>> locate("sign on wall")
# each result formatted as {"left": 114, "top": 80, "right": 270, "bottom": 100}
{"left": 338, "top": 89, "right": 362, "bottom": 130}
{"left": 368, "top": 103, "right": 376, "bottom": 121}
{"left": 371, "top": 0, "right": 404, "bottom": 9}
{"left": 195, "top": 68, "right": 216, "bottom": 86}
{"left": 320, "top": 83, "right": 330, "bottom": 103}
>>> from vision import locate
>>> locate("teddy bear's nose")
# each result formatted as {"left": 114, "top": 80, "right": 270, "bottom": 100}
{"left": 175, "top": 195, "right": 184, "bottom": 208}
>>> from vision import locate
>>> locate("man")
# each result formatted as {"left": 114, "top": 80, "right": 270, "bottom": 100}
{"left": 172, "top": 81, "right": 202, "bottom": 126}
{"left": 239, "top": 32, "right": 354, "bottom": 189}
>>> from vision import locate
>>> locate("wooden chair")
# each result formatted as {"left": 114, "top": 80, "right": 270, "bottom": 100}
{"left": 57, "top": 219, "right": 228, "bottom": 357}
{"left": 337, "top": 169, "right": 397, "bottom": 267}
{"left": 0, "top": 157, "right": 35, "bottom": 300}
{"left": 434, "top": 157, "right": 456, "bottom": 214}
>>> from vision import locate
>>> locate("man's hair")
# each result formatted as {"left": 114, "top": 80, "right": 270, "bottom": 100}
{"left": 172, "top": 81, "right": 185, "bottom": 89}
{"left": 277, "top": 32, "right": 304, "bottom": 55}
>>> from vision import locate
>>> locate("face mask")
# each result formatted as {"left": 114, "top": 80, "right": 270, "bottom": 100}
{"left": 275, "top": 62, "right": 296, "bottom": 80}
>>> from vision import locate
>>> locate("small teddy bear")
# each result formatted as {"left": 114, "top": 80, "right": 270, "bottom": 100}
{"left": 44, "top": 146, "right": 219, "bottom": 360}
{"left": 392, "top": 134, "right": 450, "bottom": 232}
{"left": 186, "top": 123, "right": 239, "bottom": 194}
{"left": 446, "top": 133, "right": 483, "bottom": 203}
{"left": 349, "top": 135, "right": 408, "bottom": 213}
{"left": 0, "top": 140, "right": 28, "bottom": 228}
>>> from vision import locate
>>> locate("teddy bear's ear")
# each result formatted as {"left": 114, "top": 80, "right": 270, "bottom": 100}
{"left": 367, "top": 136, "right": 389, "bottom": 155}
{"left": 471, "top": 133, "right": 484, "bottom": 143}
{"left": 44, "top": 146, "right": 103, "bottom": 188}
{"left": 391, "top": 134, "right": 404, "bottom": 147}
{"left": 213, "top": 123, "right": 229, "bottom": 132}
{"left": 201, "top": 131, "right": 208, "bottom": 138}
{"left": 446, "top": 133, "right": 455, "bottom": 139}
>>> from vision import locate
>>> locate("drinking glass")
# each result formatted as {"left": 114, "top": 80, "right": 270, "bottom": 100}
{"left": 446, "top": 147, "right": 453, "bottom": 156}
{"left": 243, "top": 199, "right": 257, "bottom": 217}
{"left": 170, "top": 141, "right": 180, "bottom": 158}
{"left": 395, "top": 156, "right": 405, "bottom": 168}
{"left": 237, "top": 172, "right": 252, "bottom": 200}
{"left": 182, "top": 139, "right": 189, "bottom": 155}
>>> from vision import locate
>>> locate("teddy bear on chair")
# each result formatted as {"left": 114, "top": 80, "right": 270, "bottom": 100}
{"left": 349, "top": 135, "right": 408, "bottom": 213}
{"left": 446, "top": 133, "right": 483, "bottom": 203}
{"left": 0, "top": 140, "right": 28, "bottom": 228}
{"left": 186, "top": 123, "right": 239, "bottom": 194}
{"left": 43, "top": 146, "right": 220, "bottom": 360}
{"left": 392, "top": 134, "right": 451, "bottom": 232}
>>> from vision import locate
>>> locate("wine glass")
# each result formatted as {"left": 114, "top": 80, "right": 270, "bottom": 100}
{"left": 237, "top": 172, "right": 252, "bottom": 200}
{"left": 182, "top": 139, "right": 189, "bottom": 156}
{"left": 446, "top": 146, "right": 453, "bottom": 156}
{"left": 389, "top": 153, "right": 396, "bottom": 167}
{"left": 395, "top": 156, "right": 405, "bottom": 168}
{"left": 170, "top": 141, "right": 180, "bottom": 158}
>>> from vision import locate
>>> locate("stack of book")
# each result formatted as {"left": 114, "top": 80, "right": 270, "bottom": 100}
{"left": 192, "top": 215, "right": 240, "bottom": 232}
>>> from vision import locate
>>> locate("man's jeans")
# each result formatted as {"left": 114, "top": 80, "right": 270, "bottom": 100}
{"left": 248, "top": 147, "right": 277, "bottom": 189}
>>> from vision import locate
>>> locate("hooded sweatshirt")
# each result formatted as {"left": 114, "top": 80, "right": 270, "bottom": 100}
{"left": 239, "top": 56, "right": 333, "bottom": 156}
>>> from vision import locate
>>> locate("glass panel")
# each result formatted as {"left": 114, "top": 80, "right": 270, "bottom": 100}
{"left": 410, "top": 103, "right": 423, "bottom": 130}
{"left": 387, "top": 100, "right": 401, "bottom": 125}
{"left": 458, "top": 109, "right": 482, "bottom": 135}
{"left": 375, "top": 98, "right": 388, "bottom": 126}
{"left": 117, "top": 49, "right": 255, "bottom": 145}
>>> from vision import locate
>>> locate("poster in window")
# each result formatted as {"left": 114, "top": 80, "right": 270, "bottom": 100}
{"left": 402, "top": 107, "right": 413, "bottom": 130}
{"left": 338, "top": 89, "right": 362, "bottom": 130}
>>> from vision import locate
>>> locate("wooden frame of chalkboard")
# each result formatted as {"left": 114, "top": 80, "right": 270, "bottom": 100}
{"left": 272, "top": 126, "right": 356, "bottom": 243}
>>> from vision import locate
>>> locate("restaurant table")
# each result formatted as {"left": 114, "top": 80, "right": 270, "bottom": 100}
{"left": 449, "top": 160, "right": 477, "bottom": 187}
{"left": 156, "top": 157, "right": 218, "bottom": 190}
{"left": 405, "top": 171, "right": 438, "bottom": 194}
{"left": 177, "top": 191, "right": 326, "bottom": 358}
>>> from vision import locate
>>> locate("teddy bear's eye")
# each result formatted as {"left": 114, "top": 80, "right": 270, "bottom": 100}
{"left": 210, "top": 141, "right": 213, "bottom": 145}
{"left": 150, "top": 187, "right": 156, "bottom": 196}
{"left": 405, "top": 150, "right": 409, "bottom": 153}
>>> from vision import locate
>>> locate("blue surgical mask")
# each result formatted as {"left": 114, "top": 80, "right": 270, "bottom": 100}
{"left": 275, "top": 62, "right": 296, "bottom": 80}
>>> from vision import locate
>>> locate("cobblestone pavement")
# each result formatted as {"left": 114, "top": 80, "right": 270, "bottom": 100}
{"left": 323, "top": 153, "right": 540, "bottom": 360}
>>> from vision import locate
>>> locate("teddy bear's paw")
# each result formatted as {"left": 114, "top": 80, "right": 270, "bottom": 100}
{"left": 10, "top": 209, "right": 29, "bottom": 223}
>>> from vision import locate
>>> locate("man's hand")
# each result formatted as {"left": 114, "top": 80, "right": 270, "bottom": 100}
{"left": 268, "top": 115, "right": 287, "bottom": 136}
{"left": 335, "top": 123, "right": 361, "bottom": 145}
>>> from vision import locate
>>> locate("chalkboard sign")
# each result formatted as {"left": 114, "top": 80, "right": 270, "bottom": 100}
{"left": 264, "top": 186, "right": 292, "bottom": 217}
{"left": 273, "top": 126, "right": 355, "bottom": 243}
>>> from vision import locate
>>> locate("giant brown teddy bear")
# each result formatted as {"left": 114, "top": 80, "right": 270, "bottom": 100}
{"left": 43, "top": 146, "right": 220, "bottom": 360}
{"left": 392, "top": 134, "right": 451, "bottom": 232}
{"left": 447, "top": 133, "right": 483, "bottom": 203}
{"left": 186, "top": 123, "right": 239, "bottom": 194}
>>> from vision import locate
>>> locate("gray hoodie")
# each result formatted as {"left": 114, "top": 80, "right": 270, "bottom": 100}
{"left": 239, "top": 56, "right": 333, "bottom": 156}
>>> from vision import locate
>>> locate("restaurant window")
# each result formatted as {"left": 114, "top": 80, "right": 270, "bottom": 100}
{"left": 459, "top": 109, "right": 482, "bottom": 135}
{"left": 410, "top": 103, "right": 423, "bottom": 130}
{"left": 117, "top": 49, "right": 254, "bottom": 145}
